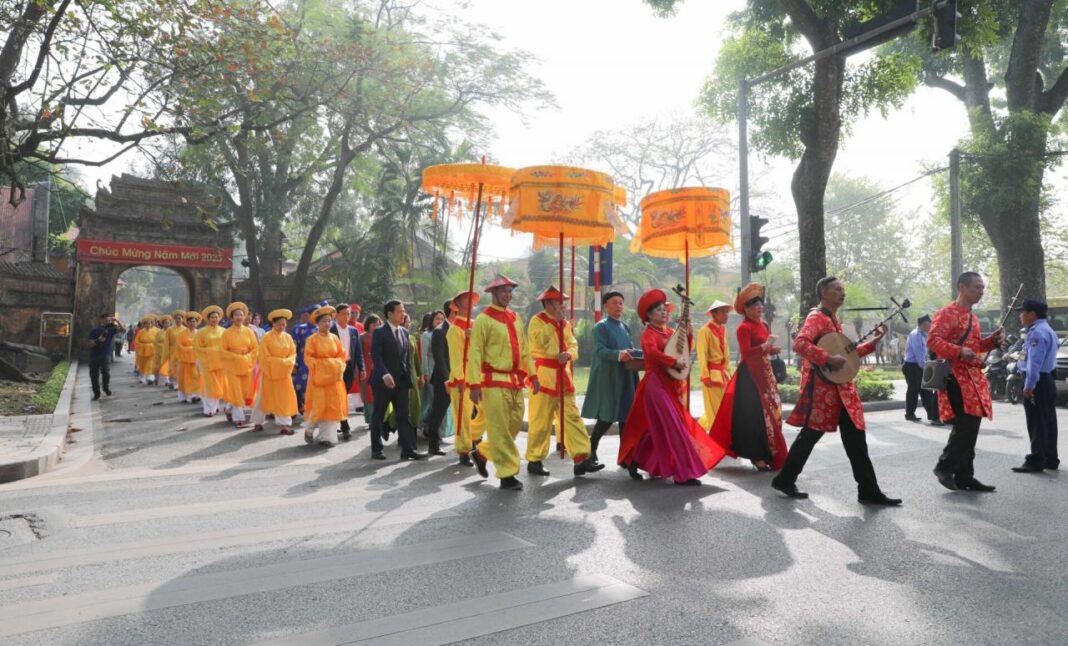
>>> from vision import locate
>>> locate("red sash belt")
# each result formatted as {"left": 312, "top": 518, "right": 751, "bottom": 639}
{"left": 480, "top": 363, "right": 528, "bottom": 390}
{"left": 533, "top": 357, "right": 574, "bottom": 395}
{"left": 706, "top": 361, "right": 727, "bottom": 370}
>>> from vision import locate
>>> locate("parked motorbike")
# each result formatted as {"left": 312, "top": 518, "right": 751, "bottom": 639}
{"left": 984, "top": 338, "right": 1015, "bottom": 400}
{"left": 1003, "top": 333, "right": 1027, "bottom": 404}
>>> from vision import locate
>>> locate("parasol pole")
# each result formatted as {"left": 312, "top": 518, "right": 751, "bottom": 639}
{"left": 457, "top": 158, "right": 487, "bottom": 456}
{"left": 685, "top": 237, "right": 692, "bottom": 411}
{"left": 569, "top": 243, "right": 576, "bottom": 323}
{"left": 557, "top": 232, "right": 567, "bottom": 457}
{"left": 593, "top": 245, "right": 602, "bottom": 322}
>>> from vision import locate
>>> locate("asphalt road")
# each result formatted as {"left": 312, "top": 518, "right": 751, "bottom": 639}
{"left": 0, "top": 361, "right": 1065, "bottom": 645}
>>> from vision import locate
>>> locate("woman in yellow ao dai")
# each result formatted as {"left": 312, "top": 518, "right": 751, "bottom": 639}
{"left": 220, "top": 302, "right": 259, "bottom": 426}
{"left": 250, "top": 309, "right": 299, "bottom": 435}
{"left": 194, "top": 305, "right": 227, "bottom": 416}
{"left": 303, "top": 305, "right": 347, "bottom": 446}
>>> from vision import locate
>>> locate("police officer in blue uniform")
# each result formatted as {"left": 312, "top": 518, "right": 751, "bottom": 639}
{"left": 1012, "top": 299, "right": 1060, "bottom": 473}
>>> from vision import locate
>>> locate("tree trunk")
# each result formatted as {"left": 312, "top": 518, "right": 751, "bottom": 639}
{"left": 791, "top": 54, "right": 843, "bottom": 314}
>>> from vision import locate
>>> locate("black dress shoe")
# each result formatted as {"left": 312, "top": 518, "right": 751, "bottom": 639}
{"left": 1045, "top": 462, "right": 1060, "bottom": 471}
{"left": 956, "top": 478, "right": 996, "bottom": 492}
{"left": 771, "top": 479, "right": 809, "bottom": 499}
{"left": 627, "top": 462, "right": 643, "bottom": 480}
{"left": 527, "top": 461, "right": 550, "bottom": 476}
{"left": 933, "top": 467, "right": 959, "bottom": 490}
{"left": 574, "top": 459, "right": 606, "bottom": 477}
{"left": 499, "top": 476, "right": 523, "bottom": 490}
{"left": 1011, "top": 462, "right": 1044, "bottom": 473}
{"left": 858, "top": 492, "right": 903, "bottom": 505}
{"left": 400, "top": 451, "right": 427, "bottom": 461}
{"left": 104, "top": 389, "right": 112, "bottom": 396}
{"left": 471, "top": 449, "right": 489, "bottom": 478}
{"left": 428, "top": 446, "right": 446, "bottom": 456}
{"left": 674, "top": 478, "right": 702, "bottom": 486}
{"left": 371, "top": 451, "right": 386, "bottom": 460}
{"left": 92, "top": 393, "right": 101, "bottom": 401}
{"left": 928, "top": 420, "right": 945, "bottom": 427}
{"left": 904, "top": 415, "right": 921, "bottom": 422}
{"left": 458, "top": 455, "right": 473, "bottom": 467}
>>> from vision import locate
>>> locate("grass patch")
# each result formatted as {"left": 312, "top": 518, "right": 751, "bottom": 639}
{"left": 29, "top": 360, "right": 70, "bottom": 413}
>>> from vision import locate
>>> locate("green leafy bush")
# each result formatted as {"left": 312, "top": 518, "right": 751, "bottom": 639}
{"left": 29, "top": 361, "right": 70, "bottom": 414}
{"left": 776, "top": 368, "right": 893, "bottom": 403}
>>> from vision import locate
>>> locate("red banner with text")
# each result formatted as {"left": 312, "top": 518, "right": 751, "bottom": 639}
{"left": 76, "top": 239, "right": 232, "bottom": 269}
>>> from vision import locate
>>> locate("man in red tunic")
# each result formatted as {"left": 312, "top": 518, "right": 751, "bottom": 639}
{"left": 929, "top": 272, "right": 1003, "bottom": 492}
{"left": 771, "top": 277, "right": 902, "bottom": 505}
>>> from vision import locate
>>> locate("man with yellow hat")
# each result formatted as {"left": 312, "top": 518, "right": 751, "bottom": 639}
{"left": 468, "top": 276, "right": 538, "bottom": 490}
{"left": 221, "top": 302, "right": 259, "bottom": 426}
{"left": 697, "top": 299, "right": 733, "bottom": 431}
{"left": 134, "top": 314, "right": 159, "bottom": 384}
{"left": 446, "top": 289, "right": 486, "bottom": 466}
{"left": 250, "top": 309, "right": 298, "bottom": 435}
{"left": 527, "top": 286, "right": 604, "bottom": 477}
{"left": 175, "top": 311, "right": 202, "bottom": 403}
{"left": 194, "top": 305, "right": 227, "bottom": 416}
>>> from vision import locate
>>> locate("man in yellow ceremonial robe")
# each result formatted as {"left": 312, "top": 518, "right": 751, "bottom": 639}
{"left": 251, "top": 309, "right": 298, "bottom": 435}
{"left": 447, "top": 289, "right": 486, "bottom": 467}
{"left": 134, "top": 315, "right": 158, "bottom": 384}
{"left": 527, "top": 286, "right": 605, "bottom": 478}
{"left": 468, "top": 276, "right": 538, "bottom": 491}
{"left": 221, "top": 302, "right": 259, "bottom": 427}
{"left": 304, "top": 305, "right": 348, "bottom": 446}
{"left": 175, "top": 311, "right": 202, "bottom": 404}
{"left": 194, "top": 306, "right": 227, "bottom": 417}
{"left": 698, "top": 300, "right": 733, "bottom": 431}
{"left": 153, "top": 315, "right": 173, "bottom": 387}
{"left": 165, "top": 309, "right": 185, "bottom": 390}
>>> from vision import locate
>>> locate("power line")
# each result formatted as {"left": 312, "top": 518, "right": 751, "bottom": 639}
{"left": 824, "top": 165, "right": 948, "bottom": 218}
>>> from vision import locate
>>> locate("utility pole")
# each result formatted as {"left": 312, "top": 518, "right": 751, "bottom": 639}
{"left": 738, "top": 78, "right": 751, "bottom": 285}
{"left": 949, "top": 147, "right": 963, "bottom": 297}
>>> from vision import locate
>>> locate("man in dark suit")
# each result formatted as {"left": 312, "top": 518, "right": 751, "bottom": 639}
{"left": 422, "top": 299, "right": 453, "bottom": 456}
{"left": 370, "top": 300, "right": 426, "bottom": 461}
{"left": 330, "top": 303, "right": 366, "bottom": 441}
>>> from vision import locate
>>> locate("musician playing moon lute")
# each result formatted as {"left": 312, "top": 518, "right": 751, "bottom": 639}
{"left": 617, "top": 288, "right": 726, "bottom": 485}
{"left": 770, "top": 276, "right": 902, "bottom": 505}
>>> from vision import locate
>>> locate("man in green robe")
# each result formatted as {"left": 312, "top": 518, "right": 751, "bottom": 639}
{"left": 581, "top": 291, "right": 640, "bottom": 463}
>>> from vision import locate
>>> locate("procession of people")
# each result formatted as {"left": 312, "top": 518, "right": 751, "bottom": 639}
{"left": 104, "top": 270, "right": 1052, "bottom": 500}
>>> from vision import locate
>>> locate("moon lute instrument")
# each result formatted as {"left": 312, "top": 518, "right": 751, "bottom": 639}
{"left": 815, "top": 298, "right": 911, "bottom": 385}
{"left": 664, "top": 284, "right": 694, "bottom": 381}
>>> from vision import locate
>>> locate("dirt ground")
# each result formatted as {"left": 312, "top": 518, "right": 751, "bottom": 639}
{"left": 0, "top": 379, "right": 46, "bottom": 415}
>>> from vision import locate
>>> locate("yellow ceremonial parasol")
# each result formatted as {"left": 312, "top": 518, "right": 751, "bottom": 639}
{"left": 421, "top": 159, "right": 516, "bottom": 446}
{"left": 631, "top": 186, "right": 732, "bottom": 409}
{"left": 504, "top": 165, "right": 628, "bottom": 457}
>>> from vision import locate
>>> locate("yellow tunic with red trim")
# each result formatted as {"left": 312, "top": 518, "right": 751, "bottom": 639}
{"left": 258, "top": 329, "right": 298, "bottom": 417}
{"left": 466, "top": 305, "right": 533, "bottom": 391}
{"left": 175, "top": 327, "right": 201, "bottom": 395}
{"left": 528, "top": 312, "right": 577, "bottom": 396}
{"left": 134, "top": 327, "right": 158, "bottom": 375}
{"left": 194, "top": 324, "right": 227, "bottom": 399}
{"left": 304, "top": 331, "right": 348, "bottom": 422}
{"left": 697, "top": 321, "right": 731, "bottom": 430}
{"left": 221, "top": 325, "right": 259, "bottom": 408}
{"left": 526, "top": 311, "right": 590, "bottom": 462}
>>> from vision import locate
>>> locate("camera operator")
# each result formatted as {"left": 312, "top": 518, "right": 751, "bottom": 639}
{"left": 88, "top": 313, "right": 120, "bottom": 400}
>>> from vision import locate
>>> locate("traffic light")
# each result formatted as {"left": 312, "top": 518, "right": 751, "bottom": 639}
{"left": 749, "top": 215, "right": 773, "bottom": 273}
{"left": 932, "top": 0, "right": 960, "bottom": 51}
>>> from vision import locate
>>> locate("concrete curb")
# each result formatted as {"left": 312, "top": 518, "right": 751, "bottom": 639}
{"left": 0, "top": 360, "right": 79, "bottom": 484}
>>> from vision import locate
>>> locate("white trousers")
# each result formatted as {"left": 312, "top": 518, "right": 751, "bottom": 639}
{"left": 249, "top": 390, "right": 292, "bottom": 427}
{"left": 311, "top": 420, "right": 338, "bottom": 444}
{"left": 202, "top": 397, "right": 220, "bottom": 416}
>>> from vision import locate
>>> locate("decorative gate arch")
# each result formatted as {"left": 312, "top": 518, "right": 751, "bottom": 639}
{"left": 73, "top": 175, "right": 233, "bottom": 353}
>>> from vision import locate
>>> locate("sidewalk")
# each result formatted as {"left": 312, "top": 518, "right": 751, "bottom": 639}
{"left": 0, "top": 360, "right": 78, "bottom": 483}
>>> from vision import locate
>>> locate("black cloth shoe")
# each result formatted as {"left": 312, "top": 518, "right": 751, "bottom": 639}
{"left": 471, "top": 449, "right": 489, "bottom": 478}
{"left": 673, "top": 478, "right": 702, "bottom": 486}
{"left": 458, "top": 455, "right": 473, "bottom": 467}
{"left": 574, "top": 459, "right": 606, "bottom": 477}
{"left": 92, "top": 393, "right": 101, "bottom": 401}
{"left": 627, "top": 462, "right": 643, "bottom": 481}
{"left": 527, "top": 461, "right": 550, "bottom": 476}
{"left": 104, "top": 389, "right": 112, "bottom": 396}
{"left": 400, "top": 451, "right": 427, "bottom": 461}
{"left": 1045, "top": 462, "right": 1060, "bottom": 470}
{"left": 928, "top": 420, "right": 945, "bottom": 427}
{"left": 1011, "top": 462, "right": 1044, "bottom": 473}
{"left": 933, "top": 467, "right": 959, "bottom": 490}
{"left": 499, "top": 476, "right": 523, "bottom": 490}
{"left": 957, "top": 477, "right": 996, "bottom": 491}
{"left": 427, "top": 443, "right": 446, "bottom": 456}
{"left": 371, "top": 451, "right": 386, "bottom": 460}
{"left": 904, "top": 415, "right": 921, "bottom": 422}
{"left": 771, "top": 479, "right": 809, "bottom": 499}
{"left": 858, "top": 492, "right": 903, "bottom": 505}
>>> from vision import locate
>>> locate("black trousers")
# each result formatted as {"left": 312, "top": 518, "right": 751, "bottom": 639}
{"left": 1023, "top": 372, "right": 1059, "bottom": 468}
{"left": 340, "top": 368, "right": 356, "bottom": 431}
{"left": 902, "top": 362, "right": 938, "bottom": 420}
{"left": 423, "top": 380, "right": 449, "bottom": 448}
{"left": 89, "top": 357, "right": 110, "bottom": 397}
{"left": 590, "top": 416, "right": 627, "bottom": 460}
{"left": 774, "top": 409, "right": 881, "bottom": 497}
{"left": 371, "top": 380, "right": 416, "bottom": 454}
{"left": 935, "top": 379, "right": 982, "bottom": 480}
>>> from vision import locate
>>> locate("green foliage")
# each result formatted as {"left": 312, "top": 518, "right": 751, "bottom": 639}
{"left": 29, "top": 361, "right": 70, "bottom": 414}
{"left": 777, "top": 366, "right": 892, "bottom": 403}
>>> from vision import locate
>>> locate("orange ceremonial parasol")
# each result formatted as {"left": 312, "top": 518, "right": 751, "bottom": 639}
{"left": 631, "top": 186, "right": 732, "bottom": 410}
{"left": 503, "top": 165, "right": 628, "bottom": 457}
{"left": 421, "top": 159, "right": 516, "bottom": 444}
